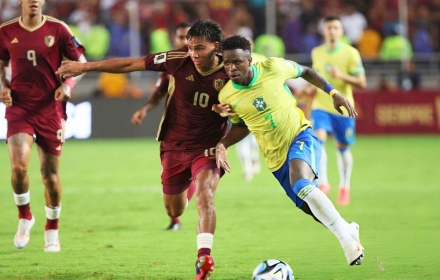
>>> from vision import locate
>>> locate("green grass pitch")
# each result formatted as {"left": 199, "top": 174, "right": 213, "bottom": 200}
{"left": 0, "top": 135, "right": 439, "bottom": 279}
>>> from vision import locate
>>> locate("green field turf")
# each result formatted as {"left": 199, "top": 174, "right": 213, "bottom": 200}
{"left": 0, "top": 135, "right": 439, "bottom": 280}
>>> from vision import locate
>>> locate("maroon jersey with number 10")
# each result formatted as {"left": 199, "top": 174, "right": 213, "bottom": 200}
{"left": 0, "top": 16, "right": 85, "bottom": 121}
{"left": 144, "top": 47, "right": 229, "bottom": 151}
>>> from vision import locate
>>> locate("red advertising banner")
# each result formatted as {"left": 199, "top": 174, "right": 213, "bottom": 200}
{"left": 354, "top": 91, "right": 440, "bottom": 134}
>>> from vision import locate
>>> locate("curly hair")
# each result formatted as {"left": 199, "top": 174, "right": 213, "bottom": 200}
{"left": 222, "top": 35, "right": 251, "bottom": 52}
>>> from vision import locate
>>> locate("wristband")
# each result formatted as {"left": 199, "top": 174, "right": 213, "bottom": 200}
{"left": 329, "top": 89, "right": 338, "bottom": 97}
{"left": 323, "top": 83, "right": 335, "bottom": 94}
{"left": 63, "top": 78, "right": 75, "bottom": 90}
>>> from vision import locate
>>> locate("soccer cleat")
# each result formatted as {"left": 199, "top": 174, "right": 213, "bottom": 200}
{"left": 44, "top": 229, "right": 60, "bottom": 252}
{"left": 14, "top": 216, "right": 35, "bottom": 249}
{"left": 166, "top": 222, "right": 181, "bottom": 231}
{"left": 344, "top": 240, "right": 364, "bottom": 266}
{"left": 195, "top": 255, "right": 214, "bottom": 280}
{"left": 349, "top": 222, "right": 360, "bottom": 243}
{"left": 337, "top": 188, "right": 350, "bottom": 205}
{"left": 319, "top": 183, "right": 331, "bottom": 194}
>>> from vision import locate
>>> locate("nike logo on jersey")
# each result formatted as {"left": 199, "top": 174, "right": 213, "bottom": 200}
{"left": 186, "top": 75, "right": 194, "bottom": 81}
{"left": 11, "top": 38, "right": 18, "bottom": 44}
{"left": 232, "top": 98, "right": 244, "bottom": 108}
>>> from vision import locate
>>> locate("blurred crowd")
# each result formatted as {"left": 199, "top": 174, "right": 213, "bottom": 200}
{"left": 1, "top": 0, "right": 439, "bottom": 61}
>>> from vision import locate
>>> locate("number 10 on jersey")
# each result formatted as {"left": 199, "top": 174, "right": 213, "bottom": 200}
{"left": 193, "top": 91, "right": 209, "bottom": 107}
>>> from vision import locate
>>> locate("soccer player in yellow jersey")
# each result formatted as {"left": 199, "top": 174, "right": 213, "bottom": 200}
{"left": 214, "top": 35, "right": 364, "bottom": 266}
{"left": 235, "top": 36, "right": 266, "bottom": 182}
{"left": 306, "top": 16, "right": 367, "bottom": 205}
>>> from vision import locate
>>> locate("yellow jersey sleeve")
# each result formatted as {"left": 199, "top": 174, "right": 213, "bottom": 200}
{"left": 348, "top": 48, "right": 365, "bottom": 76}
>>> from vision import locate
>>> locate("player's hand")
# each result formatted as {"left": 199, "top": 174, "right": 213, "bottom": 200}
{"left": 215, "top": 141, "right": 231, "bottom": 172}
{"left": 131, "top": 108, "right": 147, "bottom": 125}
{"left": 212, "top": 103, "right": 236, "bottom": 117}
{"left": 55, "top": 84, "right": 71, "bottom": 101}
{"left": 332, "top": 92, "right": 358, "bottom": 117}
{"left": 56, "top": 60, "right": 85, "bottom": 78}
{"left": 0, "top": 87, "right": 12, "bottom": 107}
{"left": 330, "top": 65, "right": 342, "bottom": 79}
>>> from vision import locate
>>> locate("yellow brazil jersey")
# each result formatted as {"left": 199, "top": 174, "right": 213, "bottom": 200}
{"left": 219, "top": 57, "right": 311, "bottom": 172}
{"left": 311, "top": 42, "right": 364, "bottom": 116}
{"left": 251, "top": 52, "right": 267, "bottom": 64}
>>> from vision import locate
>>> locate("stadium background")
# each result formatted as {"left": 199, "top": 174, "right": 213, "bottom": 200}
{"left": 0, "top": 0, "right": 439, "bottom": 279}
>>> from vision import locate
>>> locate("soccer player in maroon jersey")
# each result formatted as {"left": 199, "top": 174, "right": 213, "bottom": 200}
{"left": 131, "top": 22, "right": 193, "bottom": 231}
{"left": 57, "top": 20, "right": 227, "bottom": 279}
{"left": 0, "top": 0, "right": 86, "bottom": 252}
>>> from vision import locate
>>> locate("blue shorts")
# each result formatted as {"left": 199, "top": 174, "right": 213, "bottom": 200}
{"left": 311, "top": 109, "right": 355, "bottom": 145}
{"left": 272, "top": 128, "right": 321, "bottom": 208}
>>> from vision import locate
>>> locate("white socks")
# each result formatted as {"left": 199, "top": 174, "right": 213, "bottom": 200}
{"left": 302, "top": 188, "right": 353, "bottom": 247}
{"left": 318, "top": 145, "right": 329, "bottom": 185}
{"left": 45, "top": 205, "right": 61, "bottom": 220}
{"left": 14, "top": 191, "right": 30, "bottom": 206}
{"left": 197, "top": 233, "right": 214, "bottom": 250}
{"left": 336, "top": 148, "right": 353, "bottom": 189}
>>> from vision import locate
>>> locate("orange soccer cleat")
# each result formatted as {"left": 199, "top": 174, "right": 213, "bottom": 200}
{"left": 337, "top": 188, "right": 350, "bottom": 205}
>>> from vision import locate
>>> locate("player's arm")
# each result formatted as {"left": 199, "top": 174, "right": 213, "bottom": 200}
{"left": 55, "top": 54, "right": 88, "bottom": 101}
{"left": 297, "top": 64, "right": 357, "bottom": 117}
{"left": 131, "top": 88, "right": 167, "bottom": 125}
{"left": 0, "top": 59, "right": 12, "bottom": 107}
{"left": 330, "top": 66, "right": 367, "bottom": 89}
{"left": 56, "top": 57, "right": 146, "bottom": 79}
{"left": 216, "top": 123, "right": 250, "bottom": 172}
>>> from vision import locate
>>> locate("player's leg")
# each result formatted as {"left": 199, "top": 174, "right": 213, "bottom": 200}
{"left": 7, "top": 130, "right": 35, "bottom": 249}
{"left": 236, "top": 134, "right": 254, "bottom": 181}
{"left": 249, "top": 134, "right": 261, "bottom": 176}
{"left": 331, "top": 115, "right": 355, "bottom": 206}
{"left": 36, "top": 146, "right": 62, "bottom": 252}
{"left": 273, "top": 129, "right": 363, "bottom": 265}
{"left": 161, "top": 150, "right": 194, "bottom": 230}
{"left": 191, "top": 153, "right": 221, "bottom": 280}
{"left": 310, "top": 110, "right": 332, "bottom": 194}
{"left": 34, "top": 118, "right": 67, "bottom": 252}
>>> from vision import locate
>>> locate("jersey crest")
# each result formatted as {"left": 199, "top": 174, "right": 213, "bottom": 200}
{"left": 252, "top": 96, "right": 267, "bottom": 111}
{"left": 44, "top": 35, "right": 55, "bottom": 47}
{"left": 214, "top": 79, "right": 225, "bottom": 91}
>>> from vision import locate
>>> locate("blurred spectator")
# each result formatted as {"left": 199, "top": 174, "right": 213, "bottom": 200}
{"left": 300, "top": 0, "right": 321, "bottom": 34}
{"left": 300, "top": 24, "right": 320, "bottom": 54}
{"left": 254, "top": 34, "right": 286, "bottom": 57}
{"left": 279, "top": 1, "right": 302, "bottom": 53}
{"left": 378, "top": 74, "right": 398, "bottom": 92}
{"left": 224, "top": 3, "right": 253, "bottom": 38}
{"left": 411, "top": 5, "right": 434, "bottom": 55}
{"left": 247, "top": 0, "right": 266, "bottom": 37}
{"left": 357, "top": 27, "right": 382, "bottom": 58}
{"left": 149, "top": 28, "right": 172, "bottom": 54}
{"left": 380, "top": 23, "right": 413, "bottom": 61}
{"left": 397, "top": 60, "right": 422, "bottom": 91}
{"left": 96, "top": 73, "right": 143, "bottom": 99}
{"left": 107, "top": 1, "right": 143, "bottom": 57}
{"left": 340, "top": 2, "right": 367, "bottom": 46}
{"left": 69, "top": 3, "right": 110, "bottom": 60}
{"left": 1, "top": 0, "right": 20, "bottom": 22}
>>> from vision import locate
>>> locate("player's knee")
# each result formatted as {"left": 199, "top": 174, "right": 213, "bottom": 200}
{"left": 41, "top": 173, "right": 59, "bottom": 188}
{"left": 11, "top": 164, "right": 28, "bottom": 180}
{"left": 166, "top": 207, "right": 184, "bottom": 218}
{"left": 292, "top": 178, "right": 316, "bottom": 200}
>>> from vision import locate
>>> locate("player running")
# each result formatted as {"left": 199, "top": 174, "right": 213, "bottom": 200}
{"left": 0, "top": 0, "right": 86, "bottom": 252}
{"left": 57, "top": 20, "right": 228, "bottom": 279}
{"left": 214, "top": 35, "right": 364, "bottom": 266}
{"left": 131, "top": 22, "right": 193, "bottom": 231}
{"left": 300, "top": 16, "right": 367, "bottom": 205}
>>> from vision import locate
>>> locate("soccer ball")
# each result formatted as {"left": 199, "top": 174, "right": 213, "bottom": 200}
{"left": 252, "top": 259, "right": 294, "bottom": 280}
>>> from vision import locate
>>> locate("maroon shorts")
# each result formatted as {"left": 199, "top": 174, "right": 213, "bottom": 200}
{"left": 160, "top": 147, "right": 224, "bottom": 195}
{"left": 7, "top": 117, "right": 65, "bottom": 156}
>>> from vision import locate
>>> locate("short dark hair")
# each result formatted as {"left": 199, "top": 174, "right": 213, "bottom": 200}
{"left": 186, "top": 20, "right": 223, "bottom": 43}
{"left": 324, "top": 16, "right": 341, "bottom": 23}
{"left": 175, "top": 22, "right": 192, "bottom": 32}
{"left": 222, "top": 35, "right": 251, "bottom": 52}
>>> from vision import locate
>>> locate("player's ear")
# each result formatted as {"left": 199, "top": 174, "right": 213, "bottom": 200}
{"left": 249, "top": 57, "right": 252, "bottom": 66}
{"left": 213, "top": 42, "right": 220, "bottom": 52}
